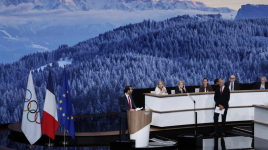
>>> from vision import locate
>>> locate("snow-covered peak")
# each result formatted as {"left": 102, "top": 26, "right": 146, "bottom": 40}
{"left": 235, "top": 4, "right": 268, "bottom": 20}
{"left": 0, "top": 0, "right": 234, "bottom": 13}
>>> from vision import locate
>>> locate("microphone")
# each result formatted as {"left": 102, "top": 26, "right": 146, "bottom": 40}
{"left": 143, "top": 100, "right": 152, "bottom": 110}
{"left": 187, "top": 93, "right": 196, "bottom": 103}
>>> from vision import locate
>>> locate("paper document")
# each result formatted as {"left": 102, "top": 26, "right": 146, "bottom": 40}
{"left": 215, "top": 107, "right": 225, "bottom": 115}
{"left": 135, "top": 107, "right": 143, "bottom": 111}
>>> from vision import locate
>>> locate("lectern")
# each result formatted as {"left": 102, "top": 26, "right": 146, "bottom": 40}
{"left": 127, "top": 109, "right": 152, "bottom": 148}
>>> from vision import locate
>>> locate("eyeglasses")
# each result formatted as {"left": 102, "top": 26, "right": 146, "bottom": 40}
{"left": 230, "top": 78, "right": 236, "bottom": 79}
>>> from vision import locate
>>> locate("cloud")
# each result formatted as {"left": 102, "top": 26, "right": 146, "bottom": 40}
{"left": 0, "top": 30, "right": 15, "bottom": 39}
{"left": 0, "top": 3, "right": 35, "bottom": 15}
{"left": 0, "top": 44, "right": 9, "bottom": 51}
{"left": 0, "top": 3, "right": 236, "bottom": 28}
{"left": 31, "top": 44, "right": 49, "bottom": 51}
{"left": 0, "top": 30, "right": 28, "bottom": 41}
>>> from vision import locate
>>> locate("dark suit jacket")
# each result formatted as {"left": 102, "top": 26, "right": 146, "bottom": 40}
{"left": 199, "top": 85, "right": 213, "bottom": 92}
{"left": 252, "top": 82, "right": 268, "bottom": 89}
{"left": 118, "top": 94, "right": 137, "bottom": 118}
{"left": 175, "top": 87, "right": 186, "bottom": 94}
{"left": 225, "top": 81, "right": 240, "bottom": 90}
{"left": 214, "top": 86, "right": 230, "bottom": 108}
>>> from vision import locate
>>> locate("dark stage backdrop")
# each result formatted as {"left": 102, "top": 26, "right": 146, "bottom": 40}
{"left": 1, "top": 2, "right": 268, "bottom": 125}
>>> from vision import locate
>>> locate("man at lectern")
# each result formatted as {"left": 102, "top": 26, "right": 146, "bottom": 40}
{"left": 211, "top": 78, "right": 230, "bottom": 136}
{"left": 252, "top": 76, "right": 268, "bottom": 90}
{"left": 118, "top": 86, "right": 137, "bottom": 139}
{"left": 225, "top": 75, "right": 240, "bottom": 91}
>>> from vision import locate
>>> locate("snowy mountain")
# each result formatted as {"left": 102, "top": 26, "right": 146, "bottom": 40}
{"left": 0, "top": 0, "right": 234, "bottom": 13}
{"left": 235, "top": 4, "right": 268, "bottom": 20}
{"left": 0, "top": 0, "right": 236, "bottom": 63}
{"left": 1, "top": 15, "right": 268, "bottom": 124}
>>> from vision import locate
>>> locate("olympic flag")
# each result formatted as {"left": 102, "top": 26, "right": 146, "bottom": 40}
{"left": 41, "top": 69, "right": 58, "bottom": 139}
{"left": 21, "top": 70, "right": 41, "bottom": 145}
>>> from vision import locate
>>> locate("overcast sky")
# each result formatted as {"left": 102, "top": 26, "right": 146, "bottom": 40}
{"left": 185, "top": 0, "right": 268, "bottom": 10}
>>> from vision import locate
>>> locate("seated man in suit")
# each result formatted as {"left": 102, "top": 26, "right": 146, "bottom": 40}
{"left": 199, "top": 78, "right": 213, "bottom": 92}
{"left": 118, "top": 86, "right": 137, "bottom": 139}
{"left": 225, "top": 75, "right": 240, "bottom": 91}
{"left": 252, "top": 76, "right": 268, "bottom": 90}
{"left": 211, "top": 78, "right": 230, "bottom": 136}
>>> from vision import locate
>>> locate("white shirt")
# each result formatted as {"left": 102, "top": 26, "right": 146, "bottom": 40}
{"left": 125, "top": 94, "right": 132, "bottom": 108}
{"left": 220, "top": 86, "right": 225, "bottom": 93}
{"left": 155, "top": 87, "right": 166, "bottom": 94}
{"left": 261, "top": 84, "right": 265, "bottom": 89}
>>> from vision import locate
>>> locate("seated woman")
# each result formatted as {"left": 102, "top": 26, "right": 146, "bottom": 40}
{"left": 155, "top": 80, "right": 167, "bottom": 94}
{"left": 199, "top": 78, "right": 213, "bottom": 92}
{"left": 175, "top": 81, "right": 187, "bottom": 94}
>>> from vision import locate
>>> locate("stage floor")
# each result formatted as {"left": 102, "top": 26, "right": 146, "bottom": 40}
{"left": 0, "top": 128, "right": 257, "bottom": 150}
{"left": 0, "top": 113, "right": 265, "bottom": 150}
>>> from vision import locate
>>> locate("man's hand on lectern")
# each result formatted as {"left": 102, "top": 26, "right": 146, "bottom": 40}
{"left": 130, "top": 109, "right": 135, "bottom": 111}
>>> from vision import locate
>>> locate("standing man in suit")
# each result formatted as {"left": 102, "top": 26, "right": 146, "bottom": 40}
{"left": 225, "top": 75, "right": 240, "bottom": 91}
{"left": 211, "top": 78, "right": 230, "bottom": 136}
{"left": 118, "top": 86, "right": 137, "bottom": 139}
{"left": 252, "top": 76, "right": 268, "bottom": 90}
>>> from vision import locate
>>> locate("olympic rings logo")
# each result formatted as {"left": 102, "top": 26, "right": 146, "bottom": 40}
{"left": 24, "top": 89, "right": 40, "bottom": 124}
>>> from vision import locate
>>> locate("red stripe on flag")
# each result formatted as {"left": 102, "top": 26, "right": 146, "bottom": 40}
{"left": 41, "top": 111, "right": 58, "bottom": 140}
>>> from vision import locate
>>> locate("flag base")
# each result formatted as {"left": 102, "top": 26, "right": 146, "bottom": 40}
{"left": 45, "top": 143, "right": 54, "bottom": 147}
{"left": 26, "top": 145, "right": 36, "bottom": 149}
{"left": 60, "top": 141, "right": 69, "bottom": 145}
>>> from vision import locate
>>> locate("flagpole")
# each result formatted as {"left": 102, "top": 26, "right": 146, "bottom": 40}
{"left": 24, "top": 67, "right": 39, "bottom": 150}
{"left": 62, "top": 127, "right": 69, "bottom": 149}
{"left": 45, "top": 137, "right": 54, "bottom": 147}
{"left": 64, "top": 127, "right": 66, "bottom": 149}
{"left": 64, "top": 65, "right": 67, "bottom": 149}
{"left": 44, "top": 65, "right": 55, "bottom": 148}
{"left": 63, "top": 65, "right": 66, "bottom": 149}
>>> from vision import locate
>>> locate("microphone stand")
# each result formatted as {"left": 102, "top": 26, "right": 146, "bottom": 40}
{"left": 119, "top": 113, "right": 122, "bottom": 142}
{"left": 187, "top": 93, "right": 197, "bottom": 136}
{"left": 143, "top": 101, "right": 151, "bottom": 110}
{"left": 194, "top": 100, "right": 197, "bottom": 136}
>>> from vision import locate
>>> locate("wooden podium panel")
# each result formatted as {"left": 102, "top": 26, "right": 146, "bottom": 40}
{"left": 127, "top": 110, "right": 152, "bottom": 135}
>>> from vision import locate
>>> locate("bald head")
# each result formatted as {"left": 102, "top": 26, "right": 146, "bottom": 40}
{"left": 230, "top": 75, "right": 236, "bottom": 82}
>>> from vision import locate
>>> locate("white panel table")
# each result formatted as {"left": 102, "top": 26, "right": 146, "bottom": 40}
{"left": 254, "top": 105, "right": 268, "bottom": 150}
{"left": 144, "top": 90, "right": 268, "bottom": 127}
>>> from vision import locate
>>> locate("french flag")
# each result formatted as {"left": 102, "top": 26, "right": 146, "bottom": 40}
{"left": 41, "top": 68, "right": 58, "bottom": 140}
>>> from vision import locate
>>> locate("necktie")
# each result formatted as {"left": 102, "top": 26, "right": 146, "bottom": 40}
{"left": 221, "top": 87, "right": 223, "bottom": 95}
{"left": 128, "top": 96, "right": 132, "bottom": 109}
{"left": 181, "top": 89, "right": 183, "bottom": 93}
{"left": 204, "top": 87, "right": 206, "bottom": 92}
{"left": 231, "top": 82, "right": 233, "bottom": 91}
